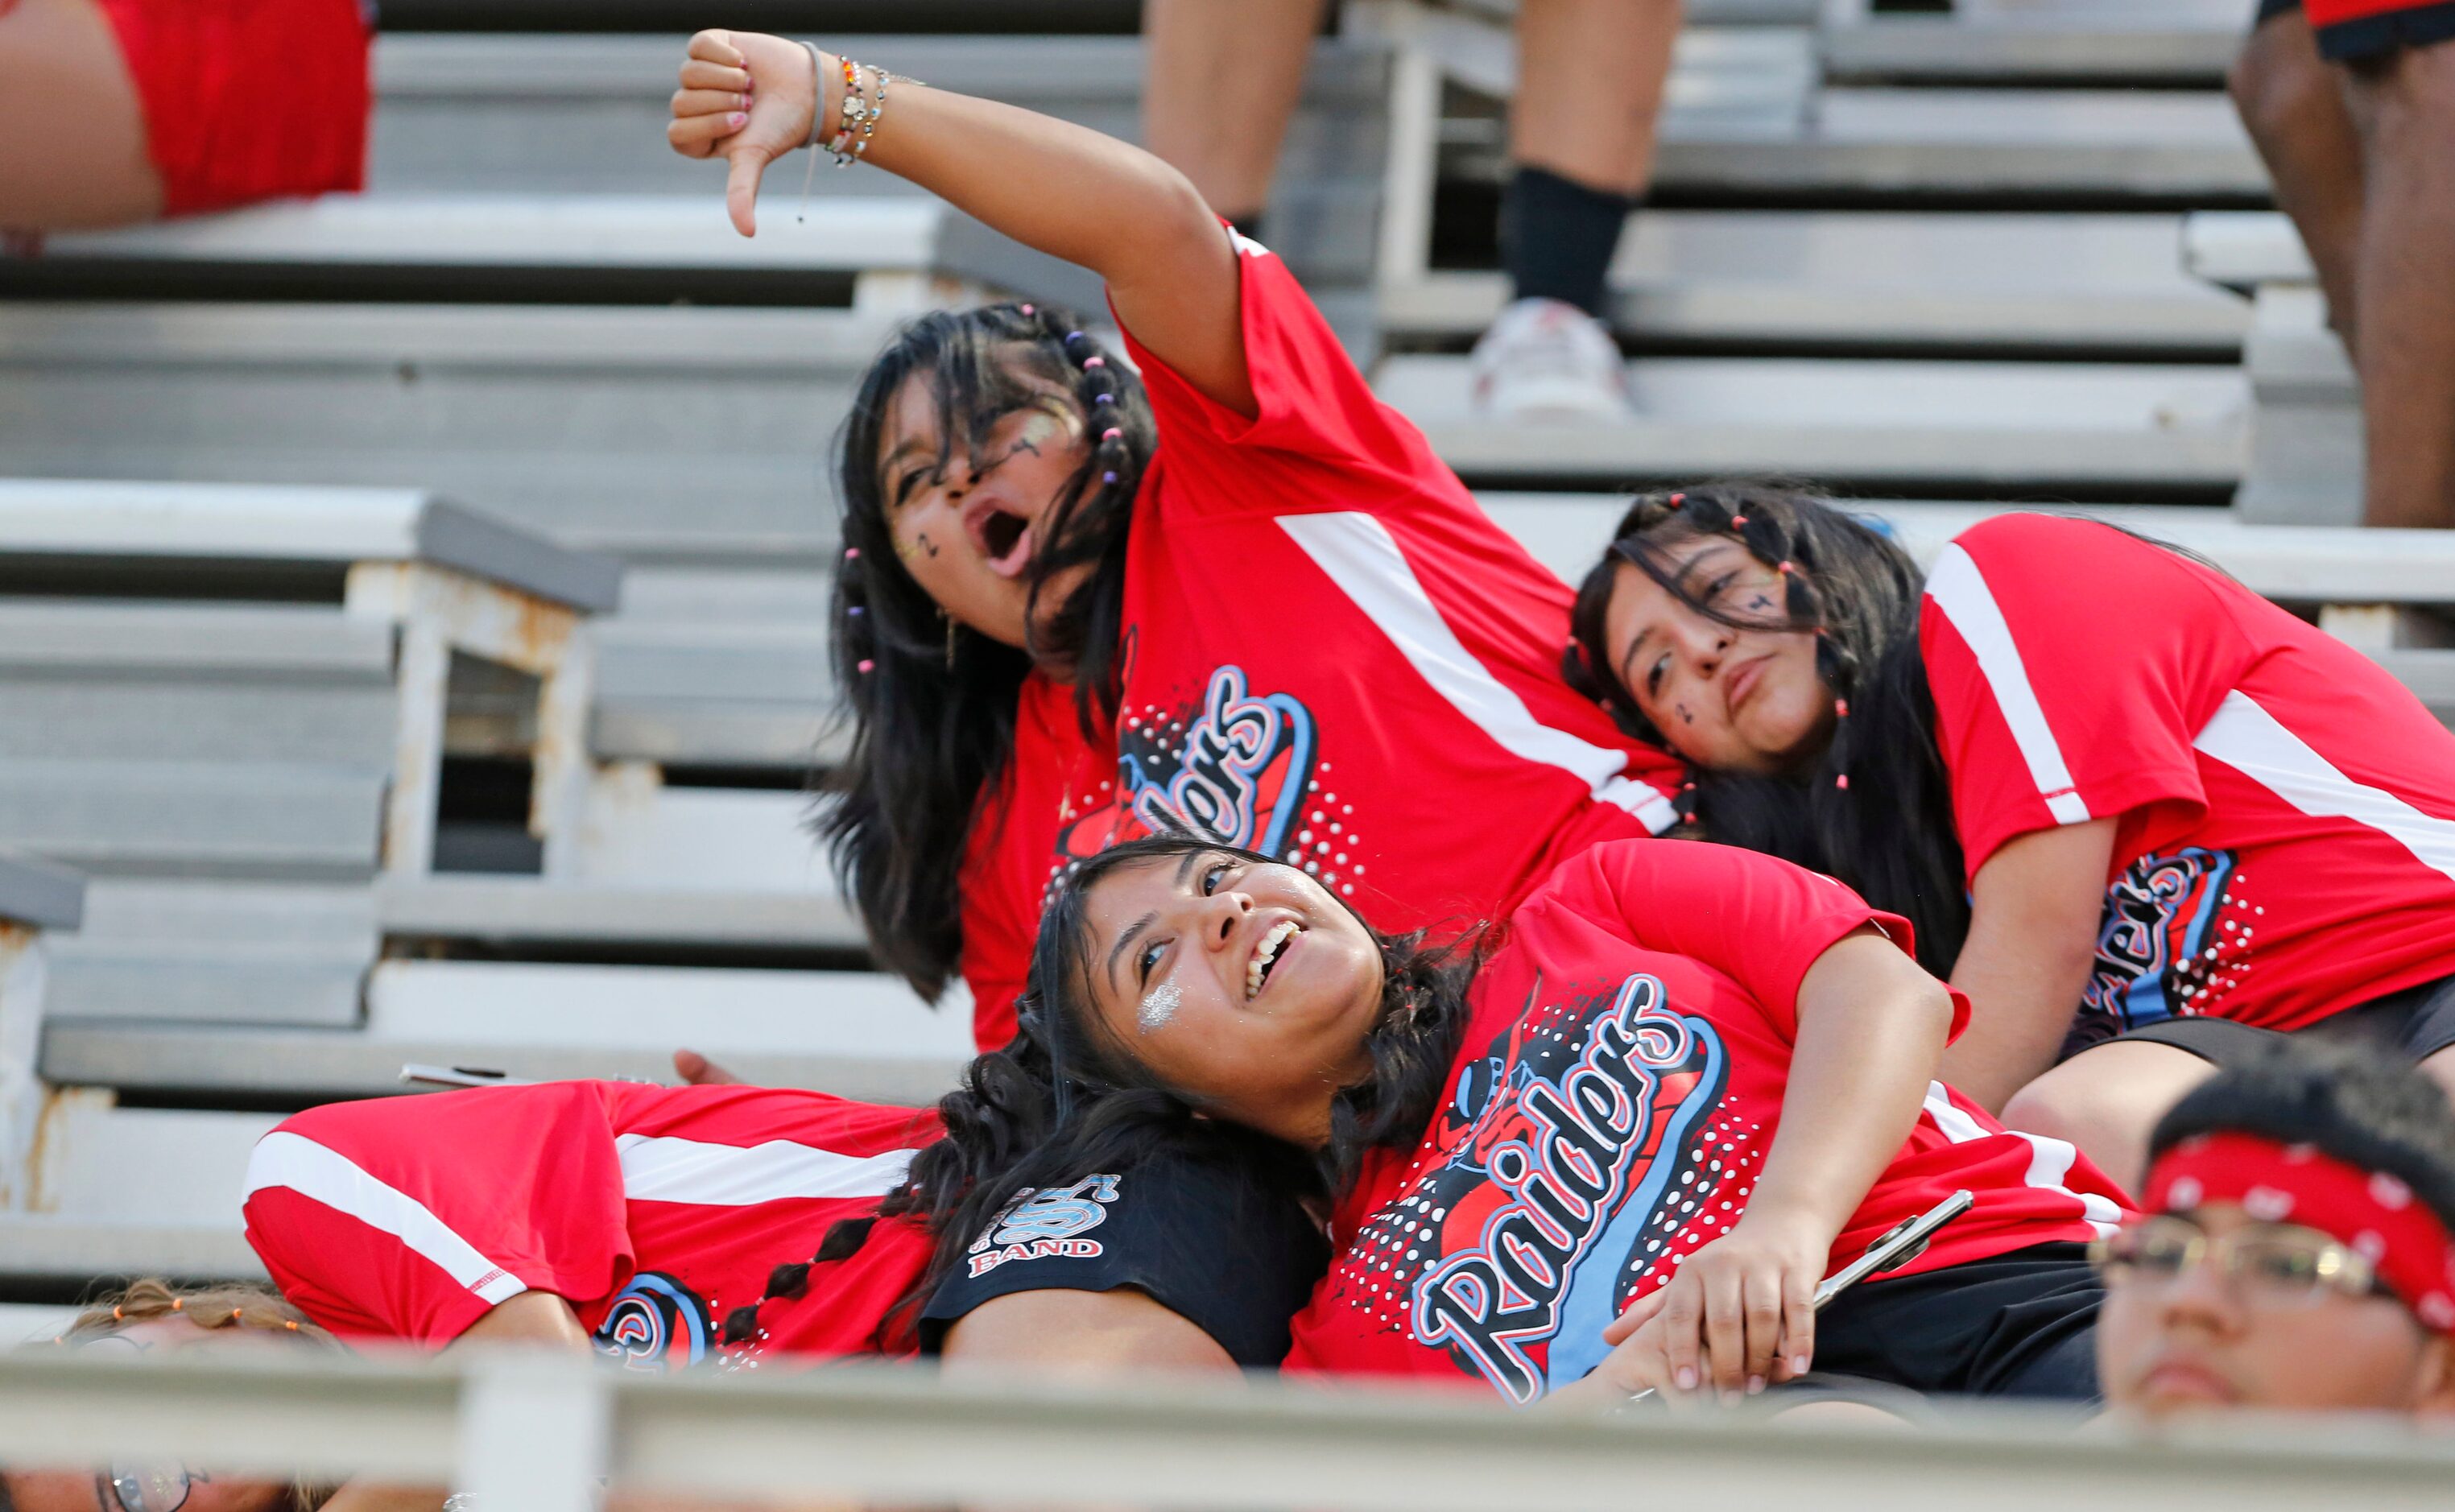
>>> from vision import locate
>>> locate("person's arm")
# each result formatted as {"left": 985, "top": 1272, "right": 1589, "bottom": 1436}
{"left": 940, "top": 1288, "right": 1239, "bottom": 1375}
{"left": 1939, "top": 817, "right": 2118, "bottom": 1113}
{"left": 669, "top": 30, "right": 1253, "bottom": 415}
{"left": 1556, "top": 929, "right": 1955, "bottom": 1410}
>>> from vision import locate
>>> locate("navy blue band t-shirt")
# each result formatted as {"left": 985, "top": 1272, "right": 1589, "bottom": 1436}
{"left": 920, "top": 1142, "right": 1330, "bottom": 1369}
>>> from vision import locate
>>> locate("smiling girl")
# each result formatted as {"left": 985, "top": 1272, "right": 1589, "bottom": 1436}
{"left": 665, "top": 31, "right": 1684, "bottom": 1053}
{"left": 1565, "top": 487, "right": 2455, "bottom": 1190}
{"left": 1021, "top": 831, "right": 2127, "bottom": 1407}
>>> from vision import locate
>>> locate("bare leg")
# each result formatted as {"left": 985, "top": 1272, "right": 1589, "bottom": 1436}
{"left": 2342, "top": 42, "right": 2455, "bottom": 529}
{"left": 0, "top": 0, "right": 162, "bottom": 230}
{"left": 2228, "top": 10, "right": 2367, "bottom": 348}
{"left": 1999, "top": 1041, "right": 2221, "bottom": 1196}
{"left": 1141, "top": 0, "right": 1328, "bottom": 225}
{"left": 1512, "top": 0, "right": 1684, "bottom": 198}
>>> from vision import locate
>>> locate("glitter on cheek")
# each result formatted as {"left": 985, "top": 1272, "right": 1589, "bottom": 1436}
{"left": 1139, "top": 980, "right": 1182, "bottom": 1034}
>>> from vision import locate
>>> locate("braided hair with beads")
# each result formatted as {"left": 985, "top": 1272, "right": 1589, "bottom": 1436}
{"left": 825, "top": 300, "right": 1156, "bottom": 1005}
{"left": 1564, "top": 483, "right": 1973, "bottom": 976}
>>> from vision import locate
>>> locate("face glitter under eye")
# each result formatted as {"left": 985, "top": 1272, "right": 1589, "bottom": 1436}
{"left": 1138, "top": 980, "right": 1182, "bottom": 1034}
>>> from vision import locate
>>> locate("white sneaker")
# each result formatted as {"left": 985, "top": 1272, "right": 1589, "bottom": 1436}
{"left": 1469, "top": 296, "right": 1631, "bottom": 420}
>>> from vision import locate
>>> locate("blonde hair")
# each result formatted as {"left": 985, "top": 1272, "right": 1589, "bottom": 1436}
{"left": 56, "top": 1279, "right": 344, "bottom": 1512}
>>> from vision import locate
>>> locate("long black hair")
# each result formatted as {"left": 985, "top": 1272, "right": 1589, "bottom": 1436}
{"left": 1564, "top": 485, "right": 1972, "bottom": 975}
{"left": 1015, "top": 831, "right": 1483, "bottom": 1198}
{"left": 820, "top": 302, "right": 1155, "bottom": 999}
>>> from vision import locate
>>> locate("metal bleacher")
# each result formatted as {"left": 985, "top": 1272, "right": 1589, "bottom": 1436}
{"left": 7, "top": 0, "right": 2449, "bottom": 1303}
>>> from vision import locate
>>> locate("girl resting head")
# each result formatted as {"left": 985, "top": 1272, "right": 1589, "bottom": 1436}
{"left": 1019, "top": 830, "right": 1475, "bottom": 1183}
{"left": 1564, "top": 485, "right": 1965, "bottom": 974}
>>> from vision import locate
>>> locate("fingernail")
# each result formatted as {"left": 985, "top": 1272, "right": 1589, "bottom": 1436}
{"left": 1675, "top": 1368, "right": 1697, "bottom": 1391}
{"left": 1791, "top": 1355, "right": 1810, "bottom": 1377}
{"left": 729, "top": 112, "right": 748, "bottom": 127}
{"left": 1746, "top": 1376, "right": 1766, "bottom": 1396}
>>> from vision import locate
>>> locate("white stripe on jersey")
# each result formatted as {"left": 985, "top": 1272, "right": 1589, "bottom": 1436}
{"left": 1921, "top": 1082, "right": 2123, "bottom": 1235}
{"left": 2194, "top": 689, "right": 2455, "bottom": 886}
{"left": 244, "top": 1131, "right": 528, "bottom": 1304}
{"left": 614, "top": 1134, "right": 920, "bottom": 1208}
{"left": 1924, "top": 543, "right": 2092, "bottom": 827}
{"left": 1276, "top": 510, "right": 1683, "bottom": 835}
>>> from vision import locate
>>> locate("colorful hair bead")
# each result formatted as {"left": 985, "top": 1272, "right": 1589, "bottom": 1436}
{"left": 1834, "top": 698, "right": 1850, "bottom": 717}
{"left": 1777, "top": 560, "right": 1796, "bottom": 575}
{"left": 1082, "top": 357, "right": 1107, "bottom": 370}
{"left": 844, "top": 547, "right": 860, "bottom": 560}
{"left": 169, "top": 1299, "right": 184, "bottom": 1312}
{"left": 847, "top": 605, "right": 864, "bottom": 617}
{"left": 1730, "top": 514, "right": 1749, "bottom": 527}
{"left": 1669, "top": 492, "right": 1686, "bottom": 506}
{"left": 1836, "top": 774, "right": 1850, "bottom": 790}
{"left": 1019, "top": 304, "right": 1035, "bottom": 316}
{"left": 857, "top": 659, "right": 876, "bottom": 673}
{"left": 1101, "top": 428, "right": 1122, "bottom": 442}
{"left": 1064, "top": 331, "right": 1084, "bottom": 345}
{"left": 1095, "top": 393, "right": 1113, "bottom": 405}
{"left": 1102, "top": 471, "right": 1118, "bottom": 485}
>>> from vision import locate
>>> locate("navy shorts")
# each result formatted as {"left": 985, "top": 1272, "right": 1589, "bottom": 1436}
{"left": 2094, "top": 973, "right": 2455, "bottom": 1072}
{"left": 2255, "top": 0, "right": 2455, "bottom": 64}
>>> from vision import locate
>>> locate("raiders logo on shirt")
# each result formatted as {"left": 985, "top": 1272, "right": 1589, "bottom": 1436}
{"left": 966, "top": 1174, "right": 1122, "bottom": 1277}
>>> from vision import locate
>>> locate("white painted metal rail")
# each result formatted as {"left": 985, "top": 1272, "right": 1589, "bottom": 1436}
{"left": 4, "top": 1350, "right": 2454, "bottom": 1512}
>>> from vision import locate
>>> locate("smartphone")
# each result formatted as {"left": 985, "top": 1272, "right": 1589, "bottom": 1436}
{"left": 398, "top": 1064, "right": 535, "bottom": 1090}
{"left": 1619, "top": 1189, "right": 1977, "bottom": 1407}
{"left": 1813, "top": 1189, "right": 1978, "bottom": 1310}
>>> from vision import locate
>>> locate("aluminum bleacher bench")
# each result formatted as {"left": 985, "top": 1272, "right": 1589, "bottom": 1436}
{"left": 0, "top": 481, "right": 618, "bottom": 881}
{"left": 0, "top": 302, "right": 896, "bottom": 565}
{"left": 1380, "top": 209, "right": 2251, "bottom": 355}
{"left": 18, "top": 194, "right": 950, "bottom": 310}
{"left": 2183, "top": 211, "right": 2358, "bottom": 528}
{"left": 1379, "top": 359, "right": 2247, "bottom": 493}
{"left": 1818, "top": 10, "right": 2242, "bottom": 86}
{"left": 368, "top": 34, "right": 1387, "bottom": 296}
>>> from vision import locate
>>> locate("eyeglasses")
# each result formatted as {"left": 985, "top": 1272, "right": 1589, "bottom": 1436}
{"left": 101, "top": 1464, "right": 192, "bottom": 1512}
{"left": 2089, "top": 1215, "right": 2392, "bottom": 1305}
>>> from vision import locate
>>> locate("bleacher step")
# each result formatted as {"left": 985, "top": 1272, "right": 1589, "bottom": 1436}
{"left": 1386, "top": 357, "right": 2247, "bottom": 488}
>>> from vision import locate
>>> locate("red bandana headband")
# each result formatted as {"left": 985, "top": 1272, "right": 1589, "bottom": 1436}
{"left": 2143, "top": 1130, "right": 2455, "bottom": 1333}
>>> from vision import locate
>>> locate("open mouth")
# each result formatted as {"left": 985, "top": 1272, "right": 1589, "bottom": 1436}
{"left": 1245, "top": 919, "right": 1302, "bottom": 1002}
{"left": 982, "top": 508, "right": 1027, "bottom": 564}
{"left": 965, "top": 498, "right": 1037, "bottom": 577}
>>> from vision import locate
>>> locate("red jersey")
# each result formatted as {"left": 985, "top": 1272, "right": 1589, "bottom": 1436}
{"left": 1284, "top": 841, "right": 2126, "bottom": 1403}
{"left": 245, "top": 1082, "right": 940, "bottom": 1368}
{"left": 958, "top": 671, "right": 1137, "bottom": 1049}
{"left": 1110, "top": 236, "right": 1684, "bottom": 940}
{"left": 1922, "top": 514, "right": 2455, "bottom": 1046}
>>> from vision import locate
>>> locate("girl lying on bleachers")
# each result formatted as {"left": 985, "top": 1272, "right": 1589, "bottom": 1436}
{"left": 1564, "top": 487, "right": 2455, "bottom": 1190}
{"left": 1018, "top": 830, "right": 2128, "bottom": 1408}
{"left": 660, "top": 30, "right": 1684, "bottom": 1060}
{"left": 242, "top": 1075, "right": 1325, "bottom": 1382}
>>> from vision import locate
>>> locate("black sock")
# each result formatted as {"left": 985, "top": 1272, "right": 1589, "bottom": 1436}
{"left": 1500, "top": 164, "right": 1635, "bottom": 319}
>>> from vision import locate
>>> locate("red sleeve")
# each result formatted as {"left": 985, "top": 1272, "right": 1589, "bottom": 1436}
{"left": 1920, "top": 515, "right": 2259, "bottom": 878}
{"left": 1112, "top": 233, "right": 1437, "bottom": 516}
{"left": 1535, "top": 840, "right": 1935, "bottom": 1041}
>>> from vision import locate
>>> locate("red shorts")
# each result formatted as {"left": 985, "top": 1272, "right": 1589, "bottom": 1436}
{"left": 243, "top": 1082, "right": 944, "bottom": 1369}
{"left": 92, "top": 0, "right": 372, "bottom": 217}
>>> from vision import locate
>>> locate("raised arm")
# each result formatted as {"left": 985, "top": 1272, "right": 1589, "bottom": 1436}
{"left": 669, "top": 30, "right": 1253, "bottom": 414}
